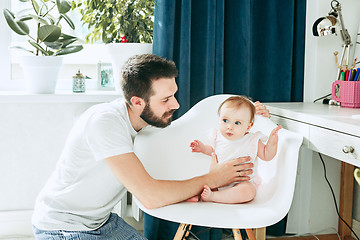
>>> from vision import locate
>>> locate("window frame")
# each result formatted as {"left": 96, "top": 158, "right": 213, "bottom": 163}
{"left": 0, "top": 0, "right": 12, "bottom": 90}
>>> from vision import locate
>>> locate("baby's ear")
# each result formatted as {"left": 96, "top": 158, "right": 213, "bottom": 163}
{"left": 247, "top": 122, "right": 254, "bottom": 131}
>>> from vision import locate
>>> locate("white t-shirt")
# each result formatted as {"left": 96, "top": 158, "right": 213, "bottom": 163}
{"left": 32, "top": 98, "right": 138, "bottom": 231}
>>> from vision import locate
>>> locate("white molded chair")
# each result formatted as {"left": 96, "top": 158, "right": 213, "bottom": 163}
{"left": 134, "top": 94, "right": 303, "bottom": 239}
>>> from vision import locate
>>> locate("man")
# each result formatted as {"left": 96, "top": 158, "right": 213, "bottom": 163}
{"left": 32, "top": 54, "right": 269, "bottom": 239}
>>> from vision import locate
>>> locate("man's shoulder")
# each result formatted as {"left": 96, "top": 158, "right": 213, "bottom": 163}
{"left": 78, "top": 98, "right": 127, "bottom": 128}
{"left": 89, "top": 98, "right": 126, "bottom": 116}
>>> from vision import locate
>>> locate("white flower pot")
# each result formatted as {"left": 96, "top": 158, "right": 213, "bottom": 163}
{"left": 20, "top": 56, "right": 63, "bottom": 94}
{"left": 107, "top": 43, "right": 152, "bottom": 93}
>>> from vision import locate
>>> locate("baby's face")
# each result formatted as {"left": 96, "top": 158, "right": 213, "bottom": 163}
{"left": 218, "top": 105, "right": 253, "bottom": 141}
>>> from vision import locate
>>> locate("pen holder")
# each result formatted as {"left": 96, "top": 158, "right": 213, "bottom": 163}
{"left": 332, "top": 80, "right": 360, "bottom": 108}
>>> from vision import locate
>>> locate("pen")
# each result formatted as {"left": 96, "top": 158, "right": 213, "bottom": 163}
{"left": 355, "top": 68, "right": 360, "bottom": 81}
{"left": 342, "top": 71, "right": 346, "bottom": 81}
{"left": 349, "top": 69, "right": 353, "bottom": 81}
{"left": 350, "top": 69, "right": 357, "bottom": 81}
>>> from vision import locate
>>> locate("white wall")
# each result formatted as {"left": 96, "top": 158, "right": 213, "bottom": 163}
{"left": 0, "top": 99, "right": 118, "bottom": 238}
{"left": 297, "top": 0, "right": 360, "bottom": 235}
{"left": 304, "top": 0, "right": 360, "bottom": 102}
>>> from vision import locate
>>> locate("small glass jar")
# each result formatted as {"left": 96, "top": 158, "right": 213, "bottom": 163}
{"left": 73, "top": 70, "right": 85, "bottom": 93}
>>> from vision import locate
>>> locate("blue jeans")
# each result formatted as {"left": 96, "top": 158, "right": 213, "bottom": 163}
{"left": 33, "top": 213, "right": 146, "bottom": 240}
{"left": 144, "top": 213, "right": 223, "bottom": 240}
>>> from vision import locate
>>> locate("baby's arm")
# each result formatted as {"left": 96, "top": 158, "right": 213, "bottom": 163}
{"left": 257, "top": 126, "right": 282, "bottom": 161}
{"left": 190, "top": 140, "right": 214, "bottom": 156}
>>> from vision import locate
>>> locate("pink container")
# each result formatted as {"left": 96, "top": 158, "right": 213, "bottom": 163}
{"left": 332, "top": 80, "right": 360, "bottom": 108}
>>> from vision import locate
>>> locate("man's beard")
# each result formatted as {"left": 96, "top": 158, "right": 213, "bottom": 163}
{"left": 140, "top": 103, "right": 176, "bottom": 128}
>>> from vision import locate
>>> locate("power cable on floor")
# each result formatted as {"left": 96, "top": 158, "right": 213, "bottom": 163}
{"left": 318, "top": 152, "right": 359, "bottom": 240}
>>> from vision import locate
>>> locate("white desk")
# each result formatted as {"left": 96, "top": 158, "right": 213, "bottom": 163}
{"left": 267, "top": 102, "right": 359, "bottom": 240}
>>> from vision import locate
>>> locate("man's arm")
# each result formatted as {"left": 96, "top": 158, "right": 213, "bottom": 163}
{"left": 105, "top": 152, "right": 253, "bottom": 209}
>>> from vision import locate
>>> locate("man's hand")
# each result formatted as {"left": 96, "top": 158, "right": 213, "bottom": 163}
{"left": 255, "top": 101, "right": 270, "bottom": 118}
{"left": 208, "top": 153, "right": 254, "bottom": 188}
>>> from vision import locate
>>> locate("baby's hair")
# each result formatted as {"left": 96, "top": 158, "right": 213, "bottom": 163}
{"left": 218, "top": 96, "right": 256, "bottom": 122}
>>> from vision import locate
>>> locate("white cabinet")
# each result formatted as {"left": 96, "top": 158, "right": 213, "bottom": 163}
{"left": 267, "top": 102, "right": 358, "bottom": 238}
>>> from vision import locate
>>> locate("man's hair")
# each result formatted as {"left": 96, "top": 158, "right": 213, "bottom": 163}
{"left": 218, "top": 96, "right": 256, "bottom": 123}
{"left": 121, "top": 54, "right": 178, "bottom": 104}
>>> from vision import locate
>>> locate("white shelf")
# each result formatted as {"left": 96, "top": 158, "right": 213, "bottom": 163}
{"left": 0, "top": 90, "right": 121, "bottom": 103}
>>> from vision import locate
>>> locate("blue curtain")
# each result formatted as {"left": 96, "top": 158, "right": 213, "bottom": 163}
{"left": 145, "top": 0, "right": 306, "bottom": 239}
{"left": 152, "top": 0, "right": 305, "bottom": 117}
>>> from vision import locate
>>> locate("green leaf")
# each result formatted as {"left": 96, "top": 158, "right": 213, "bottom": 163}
{"left": 38, "top": 25, "right": 61, "bottom": 42}
{"left": 55, "top": 45, "right": 83, "bottom": 56}
{"left": 38, "top": 0, "right": 48, "bottom": 16}
{"left": 60, "top": 13, "right": 75, "bottom": 30}
{"left": 31, "top": 0, "right": 40, "bottom": 15}
{"left": 60, "top": 33, "right": 77, "bottom": 40}
{"left": 3, "top": 9, "right": 29, "bottom": 35}
{"left": 28, "top": 14, "right": 49, "bottom": 25}
{"left": 48, "top": 17, "right": 55, "bottom": 25}
{"left": 44, "top": 41, "right": 63, "bottom": 50}
{"left": 74, "top": 0, "right": 154, "bottom": 43}
{"left": 10, "top": 46, "right": 35, "bottom": 55}
{"left": 70, "top": 1, "right": 77, "bottom": 9}
{"left": 18, "top": 16, "right": 33, "bottom": 21}
{"left": 59, "top": 38, "right": 77, "bottom": 48}
{"left": 46, "top": 12, "right": 56, "bottom": 21}
{"left": 16, "top": 8, "right": 33, "bottom": 18}
{"left": 28, "top": 40, "right": 48, "bottom": 55}
{"left": 16, "top": 21, "right": 30, "bottom": 35}
{"left": 56, "top": 0, "right": 71, "bottom": 14}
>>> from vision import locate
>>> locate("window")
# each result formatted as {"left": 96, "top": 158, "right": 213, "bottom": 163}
{"left": 0, "top": 0, "right": 11, "bottom": 90}
{"left": 1, "top": 0, "right": 110, "bottom": 91}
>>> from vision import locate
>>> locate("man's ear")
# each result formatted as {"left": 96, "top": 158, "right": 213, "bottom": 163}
{"left": 130, "top": 96, "right": 146, "bottom": 110}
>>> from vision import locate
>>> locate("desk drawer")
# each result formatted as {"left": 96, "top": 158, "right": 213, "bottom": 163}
{"left": 270, "top": 115, "right": 309, "bottom": 147}
{"left": 309, "top": 126, "right": 360, "bottom": 167}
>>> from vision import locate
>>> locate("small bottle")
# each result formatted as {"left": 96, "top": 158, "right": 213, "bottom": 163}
{"left": 73, "top": 70, "right": 85, "bottom": 93}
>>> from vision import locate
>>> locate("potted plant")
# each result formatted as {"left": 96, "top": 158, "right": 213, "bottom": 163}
{"left": 72, "top": 0, "right": 154, "bottom": 92}
{"left": 3, "top": 0, "right": 84, "bottom": 93}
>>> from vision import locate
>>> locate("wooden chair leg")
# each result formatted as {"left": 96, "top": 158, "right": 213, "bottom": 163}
{"left": 254, "top": 227, "right": 266, "bottom": 240}
{"left": 232, "top": 229, "right": 243, "bottom": 240}
{"left": 245, "top": 229, "right": 256, "bottom": 240}
{"left": 173, "top": 223, "right": 192, "bottom": 240}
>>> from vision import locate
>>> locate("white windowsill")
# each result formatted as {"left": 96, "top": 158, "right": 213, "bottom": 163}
{"left": 0, "top": 90, "right": 121, "bottom": 103}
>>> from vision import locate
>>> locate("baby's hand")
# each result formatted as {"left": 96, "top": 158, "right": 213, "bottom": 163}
{"left": 267, "top": 125, "right": 282, "bottom": 146}
{"left": 190, "top": 140, "right": 204, "bottom": 153}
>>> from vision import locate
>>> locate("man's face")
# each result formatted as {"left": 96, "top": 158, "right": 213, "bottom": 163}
{"left": 140, "top": 78, "right": 180, "bottom": 128}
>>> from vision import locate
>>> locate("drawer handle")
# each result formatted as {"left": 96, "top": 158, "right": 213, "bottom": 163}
{"left": 342, "top": 146, "right": 355, "bottom": 154}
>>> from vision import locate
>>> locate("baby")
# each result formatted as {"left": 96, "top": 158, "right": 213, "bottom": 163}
{"left": 189, "top": 96, "right": 281, "bottom": 204}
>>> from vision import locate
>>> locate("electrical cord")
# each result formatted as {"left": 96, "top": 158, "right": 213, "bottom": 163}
{"left": 318, "top": 152, "right": 360, "bottom": 240}
{"left": 286, "top": 227, "right": 341, "bottom": 240}
{"left": 313, "top": 93, "right": 332, "bottom": 103}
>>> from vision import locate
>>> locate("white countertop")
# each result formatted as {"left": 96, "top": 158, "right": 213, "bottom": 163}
{"left": 266, "top": 102, "right": 360, "bottom": 137}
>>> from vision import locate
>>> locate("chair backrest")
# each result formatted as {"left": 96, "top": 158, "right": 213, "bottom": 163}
{"left": 134, "top": 94, "right": 303, "bottom": 229}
